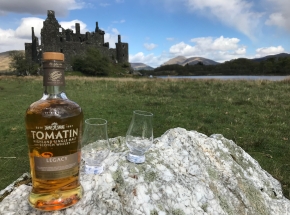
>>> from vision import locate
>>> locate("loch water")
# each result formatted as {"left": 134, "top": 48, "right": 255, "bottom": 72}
{"left": 158, "top": 75, "right": 290, "bottom": 81}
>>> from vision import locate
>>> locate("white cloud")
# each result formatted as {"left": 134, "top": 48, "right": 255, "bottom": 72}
{"left": 104, "top": 28, "right": 120, "bottom": 48}
{"left": 144, "top": 43, "right": 158, "bottom": 51}
{"left": 15, "top": 17, "right": 44, "bottom": 39}
{"left": 255, "top": 46, "right": 285, "bottom": 58}
{"left": 60, "top": 20, "right": 88, "bottom": 34}
{"left": 130, "top": 52, "right": 149, "bottom": 62}
{"left": 265, "top": 0, "right": 290, "bottom": 32}
{"left": 0, "top": 0, "right": 84, "bottom": 16}
{"left": 0, "top": 28, "right": 27, "bottom": 52}
{"left": 190, "top": 36, "right": 240, "bottom": 51}
{"left": 0, "top": 16, "right": 91, "bottom": 53}
{"left": 129, "top": 52, "right": 169, "bottom": 68}
{"left": 183, "top": 0, "right": 262, "bottom": 39}
{"left": 111, "top": 28, "right": 120, "bottom": 35}
{"left": 169, "top": 36, "right": 246, "bottom": 62}
{"left": 0, "top": 17, "right": 44, "bottom": 52}
{"left": 170, "top": 42, "right": 197, "bottom": 56}
{"left": 235, "top": 47, "right": 246, "bottom": 55}
{"left": 211, "top": 37, "right": 240, "bottom": 51}
{"left": 265, "top": 13, "right": 285, "bottom": 28}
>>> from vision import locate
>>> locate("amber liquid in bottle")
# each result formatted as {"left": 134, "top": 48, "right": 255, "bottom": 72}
{"left": 25, "top": 52, "right": 83, "bottom": 211}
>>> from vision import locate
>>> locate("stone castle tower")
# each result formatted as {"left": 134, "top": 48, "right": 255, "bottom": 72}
{"left": 25, "top": 10, "right": 129, "bottom": 70}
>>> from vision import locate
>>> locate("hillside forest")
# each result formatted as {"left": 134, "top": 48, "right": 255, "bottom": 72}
{"left": 141, "top": 57, "right": 290, "bottom": 76}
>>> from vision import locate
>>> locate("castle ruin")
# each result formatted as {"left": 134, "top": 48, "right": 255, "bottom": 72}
{"left": 25, "top": 10, "right": 129, "bottom": 70}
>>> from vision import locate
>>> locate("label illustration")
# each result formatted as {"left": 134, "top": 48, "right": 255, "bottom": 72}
{"left": 48, "top": 71, "right": 62, "bottom": 82}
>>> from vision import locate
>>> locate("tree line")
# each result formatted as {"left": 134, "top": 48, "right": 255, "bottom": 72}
{"left": 8, "top": 48, "right": 131, "bottom": 76}
{"left": 8, "top": 50, "right": 290, "bottom": 77}
{"left": 140, "top": 57, "right": 290, "bottom": 76}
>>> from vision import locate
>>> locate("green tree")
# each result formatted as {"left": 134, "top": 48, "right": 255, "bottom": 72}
{"left": 263, "top": 59, "right": 274, "bottom": 74}
{"left": 9, "top": 51, "right": 27, "bottom": 75}
{"left": 72, "top": 48, "right": 110, "bottom": 76}
{"left": 27, "top": 61, "right": 40, "bottom": 75}
{"left": 9, "top": 51, "right": 39, "bottom": 76}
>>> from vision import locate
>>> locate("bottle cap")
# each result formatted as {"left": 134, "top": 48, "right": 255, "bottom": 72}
{"left": 42, "top": 52, "right": 64, "bottom": 61}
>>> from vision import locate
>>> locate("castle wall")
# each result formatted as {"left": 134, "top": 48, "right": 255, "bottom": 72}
{"left": 25, "top": 10, "right": 128, "bottom": 71}
{"left": 116, "top": 42, "right": 129, "bottom": 64}
{"left": 58, "top": 42, "right": 117, "bottom": 70}
{"left": 40, "top": 11, "right": 63, "bottom": 53}
{"left": 25, "top": 43, "right": 32, "bottom": 62}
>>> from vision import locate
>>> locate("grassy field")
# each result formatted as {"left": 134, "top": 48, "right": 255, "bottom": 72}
{"left": 1, "top": 76, "right": 290, "bottom": 198}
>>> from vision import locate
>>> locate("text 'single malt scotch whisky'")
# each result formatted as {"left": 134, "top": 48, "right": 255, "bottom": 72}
{"left": 25, "top": 52, "right": 83, "bottom": 211}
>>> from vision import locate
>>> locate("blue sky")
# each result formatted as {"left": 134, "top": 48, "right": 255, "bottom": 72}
{"left": 0, "top": 0, "right": 289, "bottom": 67}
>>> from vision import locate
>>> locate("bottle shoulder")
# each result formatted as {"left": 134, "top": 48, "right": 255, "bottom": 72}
{"left": 26, "top": 98, "right": 82, "bottom": 118}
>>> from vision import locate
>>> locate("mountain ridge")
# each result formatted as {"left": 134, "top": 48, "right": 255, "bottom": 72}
{"left": 130, "top": 63, "right": 154, "bottom": 71}
{"left": 252, "top": 53, "right": 290, "bottom": 62}
{"left": 162, "top": 56, "right": 220, "bottom": 66}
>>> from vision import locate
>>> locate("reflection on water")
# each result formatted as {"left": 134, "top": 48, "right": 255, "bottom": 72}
{"left": 158, "top": 76, "right": 290, "bottom": 81}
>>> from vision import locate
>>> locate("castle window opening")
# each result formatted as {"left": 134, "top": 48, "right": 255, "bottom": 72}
{"left": 60, "top": 37, "right": 63, "bottom": 42}
{"left": 59, "top": 28, "right": 62, "bottom": 33}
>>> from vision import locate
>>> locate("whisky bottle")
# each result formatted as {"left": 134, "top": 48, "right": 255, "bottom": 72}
{"left": 25, "top": 52, "right": 83, "bottom": 211}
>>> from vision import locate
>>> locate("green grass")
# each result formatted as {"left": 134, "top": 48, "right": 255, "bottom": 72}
{"left": 1, "top": 76, "right": 290, "bottom": 198}
{"left": 65, "top": 71, "right": 85, "bottom": 76}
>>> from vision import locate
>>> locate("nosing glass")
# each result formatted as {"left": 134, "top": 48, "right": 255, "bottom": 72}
{"left": 133, "top": 110, "right": 153, "bottom": 116}
{"left": 85, "top": 118, "right": 107, "bottom": 126}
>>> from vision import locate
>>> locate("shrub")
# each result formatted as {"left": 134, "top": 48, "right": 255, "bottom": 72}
{"left": 71, "top": 48, "right": 110, "bottom": 76}
{"left": 9, "top": 51, "right": 39, "bottom": 76}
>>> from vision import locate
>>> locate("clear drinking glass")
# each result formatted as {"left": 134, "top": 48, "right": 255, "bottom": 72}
{"left": 81, "top": 118, "right": 110, "bottom": 174}
{"left": 126, "top": 110, "right": 153, "bottom": 163}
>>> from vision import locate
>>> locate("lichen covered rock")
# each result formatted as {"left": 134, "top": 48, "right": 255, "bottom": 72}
{"left": 0, "top": 128, "right": 289, "bottom": 215}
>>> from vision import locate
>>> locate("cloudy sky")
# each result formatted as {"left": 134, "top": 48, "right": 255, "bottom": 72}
{"left": 0, "top": 0, "right": 289, "bottom": 67}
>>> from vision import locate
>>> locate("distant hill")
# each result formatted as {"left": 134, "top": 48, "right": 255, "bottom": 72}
{"left": 252, "top": 53, "right": 290, "bottom": 62}
{"left": 162, "top": 56, "right": 219, "bottom": 66}
{"left": 162, "top": 56, "right": 187, "bottom": 65}
{"left": 181, "top": 57, "right": 220, "bottom": 66}
{"left": 0, "top": 50, "right": 24, "bottom": 72}
{"left": 130, "top": 63, "right": 154, "bottom": 71}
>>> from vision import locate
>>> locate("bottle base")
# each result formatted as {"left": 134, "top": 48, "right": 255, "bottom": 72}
{"left": 84, "top": 164, "right": 104, "bottom": 174}
{"left": 127, "top": 153, "right": 145, "bottom": 163}
{"left": 28, "top": 185, "right": 83, "bottom": 211}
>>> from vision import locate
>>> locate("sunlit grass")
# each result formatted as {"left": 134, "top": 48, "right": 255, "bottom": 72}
{"left": 1, "top": 76, "right": 290, "bottom": 198}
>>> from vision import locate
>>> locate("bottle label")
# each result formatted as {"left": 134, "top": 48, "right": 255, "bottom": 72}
{"left": 43, "top": 61, "right": 65, "bottom": 86}
{"left": 34, "top": 153, "right": 79, "bottom": 180}
{"left": 29, "top": 122, "right": 81, "bottom": 180}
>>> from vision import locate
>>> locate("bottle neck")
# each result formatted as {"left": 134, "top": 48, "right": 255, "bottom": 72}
{"left": 42, "top": 59, "right": 66, "bottom": 99}
{"left": 42, "top": 86, "right": 67, "bottom": 99}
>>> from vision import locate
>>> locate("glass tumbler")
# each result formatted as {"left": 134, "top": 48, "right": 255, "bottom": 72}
{"left": 126, "top": 110, "right": 153, "bottom": 163}
{"left": 81, "top": 118, "right": 110, "bottom": 174}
